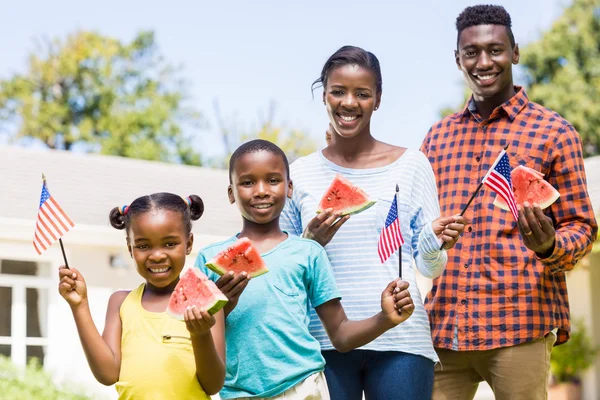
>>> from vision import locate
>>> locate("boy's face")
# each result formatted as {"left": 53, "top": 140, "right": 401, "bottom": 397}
{"left": 455, "top": 24, "right": 519, "bottom": 101}
{"left": 228, "top": 150, "right": 293, "bottom": 225}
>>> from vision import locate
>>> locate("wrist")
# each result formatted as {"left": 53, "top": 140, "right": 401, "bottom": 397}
{"left": 376, "top": 311, "right": 396, "bottom": 330}
{"left": 70, "top": 299, "right": 89, "bottom": 314}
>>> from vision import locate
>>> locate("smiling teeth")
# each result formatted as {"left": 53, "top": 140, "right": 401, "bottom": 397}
{"left": 340, "top": 115, "right": 357, "bottom": 121}
{"left": 253, "top": 204, "right": 272, "bottom": 209}
{"left": 150, "top": 267, "right": 169, "bottom": 273}
{"left": 477, "top": 75, "right": 496, "bottom": 80}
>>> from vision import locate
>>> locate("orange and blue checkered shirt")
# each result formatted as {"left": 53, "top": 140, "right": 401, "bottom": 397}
{"left": 420, "top": 87, "right": 598, "bottom": 351}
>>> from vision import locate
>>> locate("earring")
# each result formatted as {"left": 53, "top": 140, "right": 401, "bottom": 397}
{"left": 374, "top": 106, "right": 379, "bottom": 111}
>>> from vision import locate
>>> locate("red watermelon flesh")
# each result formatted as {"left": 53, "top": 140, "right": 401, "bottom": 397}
{"left": 205, "top": 237, "right": 268, "bottom": 278}
{"left": 494, "top": 165, "right": 560, "bottom": 211}
{"left": 167, "top": 268, "right": 228, "bottom": 320}
{"left": 317, "top": 174, "right": 376, "bottom": 216}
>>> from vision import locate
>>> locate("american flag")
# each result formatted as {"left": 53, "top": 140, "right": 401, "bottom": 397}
{"left": 483, "top": 149, "right": 519, "bottom": 220}
{"left": 33, "top": 177, "right": 75, "bottom": 255}
{"left": 377, "top": 192, "right": 404, "bottom": 263}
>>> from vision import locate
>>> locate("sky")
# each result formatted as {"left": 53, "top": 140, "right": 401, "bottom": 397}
{"left": 0, "top": 0, "right": 569, "bottom": 162}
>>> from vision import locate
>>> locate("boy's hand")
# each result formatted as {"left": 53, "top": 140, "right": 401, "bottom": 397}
{"left": 380, "top": 279, "right": 414, "bottom": 326}
{"left": 58, "top": 266, "right": 87, "bottom": 308}
{"left": 184, "top": 306, "right": 216, "bottom": 338}
{"left": 215, "top": 271, "right": 250, "bottom": 316}
{"left": 433, "top": 214, "right": 469, "bottom": 250}
{"left": 303, "top": 208, "right": 350, "bottom": 247}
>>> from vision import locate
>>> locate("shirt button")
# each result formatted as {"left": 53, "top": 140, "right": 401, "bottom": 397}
{"left": 468, "top": 226, "right": 473, "bottom": 232}
{"left": 475, "top": 156, "right": 481, "bottom": 162}
{"left": 461, "top": 299, "right": 467, "bottom": 305}
{"left": 464, "top": 264, "right": 469, "bottom": 269}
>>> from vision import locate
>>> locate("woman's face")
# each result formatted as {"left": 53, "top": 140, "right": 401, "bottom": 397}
{"left": 323, "top": 64, "right": 381, "bottom": 140}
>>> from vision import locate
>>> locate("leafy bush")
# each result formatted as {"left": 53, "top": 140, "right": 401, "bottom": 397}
{"left": 0, "top": 356, "right": 91, "bottom": 399}
{"left": 551, "top": 319, "right": 599, "bottom": 384}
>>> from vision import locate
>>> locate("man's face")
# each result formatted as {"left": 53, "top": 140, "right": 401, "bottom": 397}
{"left": 456, "top": 24, "right": 519, "bottom": 101}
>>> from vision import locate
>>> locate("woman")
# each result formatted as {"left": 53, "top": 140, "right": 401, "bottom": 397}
{"left": 280, "top": 45, "right": 467, "bottom": 400}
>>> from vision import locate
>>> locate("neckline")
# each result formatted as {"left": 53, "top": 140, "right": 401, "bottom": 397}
{"left": 317, "top": 148, "right": 411, "bottom": 175}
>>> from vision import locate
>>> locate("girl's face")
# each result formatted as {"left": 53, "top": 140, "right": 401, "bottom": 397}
{"left": 323, "top": 64, "right": 381, "bottom": 140}
{"left": 127, "top": 209, "right": 193, "bottom": 290}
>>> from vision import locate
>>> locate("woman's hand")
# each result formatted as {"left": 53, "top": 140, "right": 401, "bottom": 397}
{"left": 433, "top": 215, "right": 469, "bottom": 250}
{"left": 302, "top": 208, "right": 350, "bottom": 247}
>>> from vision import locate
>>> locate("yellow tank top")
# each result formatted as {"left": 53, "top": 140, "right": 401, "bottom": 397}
{"left": 116, "top": 284, "right": 210, "bottom": 400}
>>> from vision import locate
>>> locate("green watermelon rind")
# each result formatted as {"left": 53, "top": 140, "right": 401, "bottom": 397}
{"left": 166, "top": 296, "right": 228, "bottom": 321}
{"left": 316, "top": 199, "right": 377, "bottom": 216}
{"left": 204, "top": 261, "right": 269, "bottom": 279}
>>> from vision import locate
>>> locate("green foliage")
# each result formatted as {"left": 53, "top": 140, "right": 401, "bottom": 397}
{"left": 0, "top": 356, "right": 91, "bottom": 399}
{"left": 551, "top": 319, "right": 599, "bottom": 383}
{"left": 242, "top": 122, "right": 317, "bottom": 164}
{"left": 0, "top": 30, "right": 203, "bottom": 165}
{"left": 519, "top": 0, "right": 600, "bottom": 157}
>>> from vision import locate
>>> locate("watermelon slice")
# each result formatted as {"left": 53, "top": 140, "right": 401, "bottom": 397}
{"left": 167, "top": 268, "right": 228, "bottom": 320}
{"left": 317, "top": 174, "right": 376, "bottom": 216}
{"left": 494, "top": 165, "right": 560, "bottom": 211}
{"left": 205, "top": 237, "right": 268, "bottom": 278}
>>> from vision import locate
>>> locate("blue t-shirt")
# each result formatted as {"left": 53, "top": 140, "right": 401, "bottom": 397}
{"left": 195, "top": 233, "right": 341, "bottom": 399}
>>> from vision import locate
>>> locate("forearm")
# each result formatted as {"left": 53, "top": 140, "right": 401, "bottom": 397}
{"left": 329, "top": 313, "right": 394, "bottom": 353}
{"left": 416, "top": 221, "right": 447, "bottom": 278}
{"left": 191, "top": 333, "right": 225, "bottom": 395}
{"left": 71, "top": 302, "right": 120, "bottom": 385}
{"left": 540, "top": 222, "right": 597, "bottom": 273}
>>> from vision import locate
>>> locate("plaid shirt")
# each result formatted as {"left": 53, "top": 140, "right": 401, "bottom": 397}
{"left": 420, "top": 87, "right": 598, "bottom": 351}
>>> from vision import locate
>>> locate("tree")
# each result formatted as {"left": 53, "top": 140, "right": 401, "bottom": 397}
{"left": 520, "top": 0, "right": 600, "bottom": 157}
{"left": 212, "top": 100, "right": 317, "bottom": 167}
{"left": 0, "top": 31, "right": 203, "bottom": 165}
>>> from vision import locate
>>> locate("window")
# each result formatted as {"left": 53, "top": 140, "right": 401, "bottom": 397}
{"left": 0, "top": 260, "right": 50, "bottom": 367}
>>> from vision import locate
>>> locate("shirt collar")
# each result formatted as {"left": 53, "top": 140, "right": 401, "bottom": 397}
{"left": 459, "top": 86, "right": 529, "bottom": 122}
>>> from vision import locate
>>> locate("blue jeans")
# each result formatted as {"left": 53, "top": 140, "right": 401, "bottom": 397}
{"left": 322, "top": 350, "right": 434, "bottom": 400}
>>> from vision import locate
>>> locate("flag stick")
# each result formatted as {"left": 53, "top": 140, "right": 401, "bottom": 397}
{"left": 59, "top": 238, "right": 70, "bottom": 269}
{"left": 396, "top": 183, "right": 402, "bottom": 279}
{"left": 43, "top": 173, "right": 70, "bottom": 269}
{"left": 438, "top": 144, "right": 510, "bottom": 250}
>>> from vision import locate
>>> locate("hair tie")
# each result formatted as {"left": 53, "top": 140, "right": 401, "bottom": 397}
{"left": 182, "top": 196, "right": 192, "bottom": 208}
{"left": 119, "top": 205, "right": 129, "bottom": 215}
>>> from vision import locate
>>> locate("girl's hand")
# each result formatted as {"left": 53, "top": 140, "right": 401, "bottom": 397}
{"left": 380, "top": 279, "right": 414, "bottom": 326}
{"left": 215, "top": 272, "right": 251, "bottom": 316}
{"left": 302, "top": 208, "right": 350, "bottom": 247}
{"left": 58, "top": 266, "right": 87, "bottom": 308}
{"left": 184, "top": 306, "right": 216, "bottom": 338}
{"left": 433, "top": 214, "right": 469, "bottom": 250}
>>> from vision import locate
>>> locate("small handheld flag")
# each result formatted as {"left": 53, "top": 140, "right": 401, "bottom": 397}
{"left": 482, "top": 149, "right": 518, "bottom": 221}
{"left": 439, "top": 144, "right": 512, "bottom": 250}
{"left": 33, "top": 174, "right": 74, "bottom": 267}
{"left": 377, "top": 184, "right": 404, "bottom": 277}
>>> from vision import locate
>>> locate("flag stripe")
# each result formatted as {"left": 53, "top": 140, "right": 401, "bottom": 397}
{"left": 45, "top": 202, "right": 69, "bottom": 232}
{"left": 49, "top": 197, "right": 75, "bottom": 227}
{"left": 39, "top": 208, "right": 60, "bottom": 240}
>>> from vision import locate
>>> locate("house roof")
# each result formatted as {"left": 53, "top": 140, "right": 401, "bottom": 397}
{"left": 0, "top": 146, "right": 241, "bottom": 237}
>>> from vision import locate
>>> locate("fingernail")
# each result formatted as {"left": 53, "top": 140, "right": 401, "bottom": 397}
{"left": 242, "top": 272, "right": 247, "bottom": 277}
{"left": 229, "top": 271, "right": 234, "bottom": 276}
{"left": 524, "top": 201, "right": 530, "bottom": 207}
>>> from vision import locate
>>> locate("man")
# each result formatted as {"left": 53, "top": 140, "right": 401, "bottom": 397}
{"left": 420, "top": 5, "right": 598, "bottom": 400}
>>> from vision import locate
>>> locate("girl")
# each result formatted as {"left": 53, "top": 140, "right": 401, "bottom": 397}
{"left": 195, "top": 139, "right": 415, "bottom": 400}
{"left": 58, "top": 192, "right": 225, "bottom": 399}
{"left": 279, "top": 46, "right": 468, "bottom": 399}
